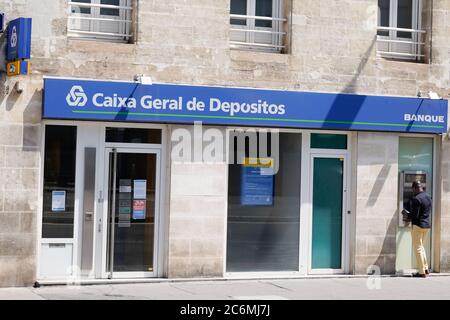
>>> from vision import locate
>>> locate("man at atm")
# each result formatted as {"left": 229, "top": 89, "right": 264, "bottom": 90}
{"left": 403, "top": 181, "right": 432, "bottom": 278}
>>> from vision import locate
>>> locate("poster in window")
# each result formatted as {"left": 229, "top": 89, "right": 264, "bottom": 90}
{"left": 240, "top": 157, "right": 274, "bottom": 206}
{"left": 132, "top": 200, "right": 146, "bottom": 220}
{"left": 51, "top": 190, "right": 66, "bottom": 212}
{"left": 133, "top": 179, "right": 147, "bottom": 199}
{"left": 119, "top": 179, "right": 132, "bottom": 193}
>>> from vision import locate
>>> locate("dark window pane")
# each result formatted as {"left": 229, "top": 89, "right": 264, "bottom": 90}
{"left": 377, "top": 0, "right": 390, "bottom": 36}
{"left": 42, "top": 125, "right": 77, "bottom": 238}
{"left": 227, "top": 132, "right": 301, "bottom": 272}
{"left": 397, "top": 0, "right": 413, "bottom": 38}
{"left": 230, "top": 0, "right": 247, "bottom": 26}
{"left": 72, "top": 0, "right": 92, "bottom": 14}
{"left": 107, "top": 152, "right": 157, "bottom": 272}
{"left": 100, "top": 0, "right": 120, "bottom": 16}
{"left": 256, "top": 0, "right": 273, "bottom": 28}
{"left": 106, "top": 128, "right": 162, "bottom": 144}
{"left": 311, "top": 133, "right": 347, "bottom": 149}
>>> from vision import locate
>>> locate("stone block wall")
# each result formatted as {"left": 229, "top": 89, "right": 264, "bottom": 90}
{"left": 355, "top": 133, "right": 399, "bottom": 274}
{"left": 440, "top": 133, "right": 450, "bottom": 272}
{"left": 0, "top": 75, "right": 42, "bottom": 286}
{"left": 0, "top": 0, "right": 449, "bottom": 285}
{"left": 167, "top": 125, "right": 227, "bottom": 277}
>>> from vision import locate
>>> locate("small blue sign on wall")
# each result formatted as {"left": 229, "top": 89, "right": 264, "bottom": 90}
{"left": 6, "top": 17, "right": 32, "bottom": 61}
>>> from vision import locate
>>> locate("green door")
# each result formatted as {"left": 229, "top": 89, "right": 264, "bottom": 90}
{"left": 312, "top": 157, "right": 344, "bottom": 269}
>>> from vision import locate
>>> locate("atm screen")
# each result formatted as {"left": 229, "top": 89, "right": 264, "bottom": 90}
{"left": 403, "top": 173, "right": 427, "bottom": 204}
{"left": 404, "top": 173, "right": 427, "bottom": 185}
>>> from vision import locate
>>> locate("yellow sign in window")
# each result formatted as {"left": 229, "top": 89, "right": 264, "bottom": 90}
{"left": 243, "top": 157, "right": 273, "bottom": 168}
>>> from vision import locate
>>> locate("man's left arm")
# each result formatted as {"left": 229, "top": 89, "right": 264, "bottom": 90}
{"left": 408, "top": 198, "right": 421, "bottom": 221}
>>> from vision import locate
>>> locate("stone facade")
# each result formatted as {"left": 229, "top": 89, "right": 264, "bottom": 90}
{"left": 440, "top": 133, "right": 450, "bottom": 272}
{"left": 0, "top": 0, "right": 449, "bottom": 286}
{"left": 168, "top": 126, "right": 227, "bottom": 278}
{"left": 0, "top": 76, "right": 41, "bottom": 287}
{"left": 355, "top": 133, "right": 399, "bottom": 274}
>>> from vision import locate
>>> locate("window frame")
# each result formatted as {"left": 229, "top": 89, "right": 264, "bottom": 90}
{"left": 230, "top": 0, "right": 286, "bottom": 53}
{"left": 68, "top": 0, "right": 133, "bottom": 43}
{"left": 377, "top": 0, "right": 424, "bottom": 61}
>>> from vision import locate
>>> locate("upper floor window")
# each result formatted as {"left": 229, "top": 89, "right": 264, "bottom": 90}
{"left": 376, "top": 0, "right": 425, "bottom": 62}
{"left": 229, "top": 0, "right": 287, "bottom": 53}
{"left": 68, "top": 0, "right": 133, "bottom": 42}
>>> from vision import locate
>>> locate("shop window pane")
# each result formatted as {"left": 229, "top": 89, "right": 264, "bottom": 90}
{"left": 226, "top": 132, "right": 301, "bottom": 272}
{"left": 397, "top": 0, "right": 413, "bottom": 38}
{"left": 255, "top": 0, "right": 273, "bottom": 28}
{"left": 230, "top": 0, "right": 247, "bottom": 26}
{"left": 100, "top": 0, "right": 120, "bottom": 16}
{"left": 42, "top": 125, "right": 77, "bottom": 238}
{"left": 377, "top": 0, "right": 390, "bottom": 36}
{"left": 311, "top": 133, "right": 347, "bottom": 149}
{"left": 72, "top": 0, "right": 91, "bottom": 15}
{"left": 399, "top": 137, "right": 433, "bottom": 193}
{"left": 397, "top": 137, "right": 433, "bottom": 272}
{"left": 105, "top": 128, "right": 162, "bottom": 144}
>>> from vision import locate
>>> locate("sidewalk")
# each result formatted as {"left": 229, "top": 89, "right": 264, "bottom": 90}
{"left": 1, "top": 275, "right": 450, "bottom": 300}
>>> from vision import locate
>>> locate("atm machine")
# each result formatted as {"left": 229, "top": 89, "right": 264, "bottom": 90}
{"left": 398, "top": 171, "right": 428, "bottom": 228}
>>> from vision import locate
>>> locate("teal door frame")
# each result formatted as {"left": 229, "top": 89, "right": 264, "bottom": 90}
{"left": 308, "top": 152, "right": 350, "bottom": 274}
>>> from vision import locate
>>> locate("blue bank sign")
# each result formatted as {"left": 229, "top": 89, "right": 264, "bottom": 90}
{"left": 6, "top": 17, "right": 32, "bottom": 61}
{"left": 43, "top": 78, "right": 448, "bottom": 134}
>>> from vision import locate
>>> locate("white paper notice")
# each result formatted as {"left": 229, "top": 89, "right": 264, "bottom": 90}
{"left": 51, "top": 190, "right": 66, "bottom": 212}
{"left": 119, "top": 185, "right": 132, "bottom": 193}
{"left": 133, "top": 180, "right": 147, "bottom": 199}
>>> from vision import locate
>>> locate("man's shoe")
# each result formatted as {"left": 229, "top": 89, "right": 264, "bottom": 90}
{"left": 412, "top": 273, "right": 426, "bottom": 278}
{"left": 425, "top": 269, "right": 430, "bottom": 275}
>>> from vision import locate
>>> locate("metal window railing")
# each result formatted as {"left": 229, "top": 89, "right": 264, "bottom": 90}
{"left": 67, "top": 1, "right": 133, "bottom": 41}
{"left": 376, "top": 26, "right": 426, "bottom": 61}
{"left": 229, "top": 14, "right": 287, "bottom": 52}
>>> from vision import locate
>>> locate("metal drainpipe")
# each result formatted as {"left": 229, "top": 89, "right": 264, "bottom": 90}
{"left": 429, "top": 0, "right": 433, "bottom": 64}
{"left": 134, "top": 0, "right": 139, "bottom": 44}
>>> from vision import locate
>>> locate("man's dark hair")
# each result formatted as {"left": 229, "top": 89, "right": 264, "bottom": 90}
{"left": 412, "top": 181, "right": 423, "bottom": 190}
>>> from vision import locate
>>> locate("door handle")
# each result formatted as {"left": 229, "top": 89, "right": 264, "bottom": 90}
{"left": 98, "top": 218, "right": 102, "bottom": 233}
{"left": 98, "top": 190, "right": 104, "bottom": 203}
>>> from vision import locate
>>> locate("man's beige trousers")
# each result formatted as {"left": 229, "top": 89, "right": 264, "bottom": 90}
{"left": 412, "top": 225, "right": 429, "bottom": 275}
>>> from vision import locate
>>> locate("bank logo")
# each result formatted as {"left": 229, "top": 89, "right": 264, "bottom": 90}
{"left": 10, "top": 26, "right": 18, "bottom": 48}
{"left": 66, "top": 85, "right": 88, "bottom": 107}
{"left": 8, "top": 63, "right": 17, "bottom": 74}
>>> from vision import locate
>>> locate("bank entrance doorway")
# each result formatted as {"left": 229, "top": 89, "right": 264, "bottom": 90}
{"left": 102, "top": 148, "right": 161, "bottom": 278}
{"left": 38, "top": 124, "right": 166, "bottom": 282}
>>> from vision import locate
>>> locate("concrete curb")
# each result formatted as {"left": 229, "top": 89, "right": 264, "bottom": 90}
{"left": 33, "top": 273, "right": 450, "bottom": 287}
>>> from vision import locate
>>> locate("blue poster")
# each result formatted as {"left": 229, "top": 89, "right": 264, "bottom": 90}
{"left": 51, "top": 190, "right": 66, "bottom": 212}
{"left": 241, "top": 162, "right": 274, "bottom": 206}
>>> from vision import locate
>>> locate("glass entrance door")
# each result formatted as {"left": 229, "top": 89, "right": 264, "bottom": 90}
{"left": 105, "top": 148, "right": 160, "bottom": 278}
{"left": 310, "top": 155, "right": 347, "bottom": 273}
